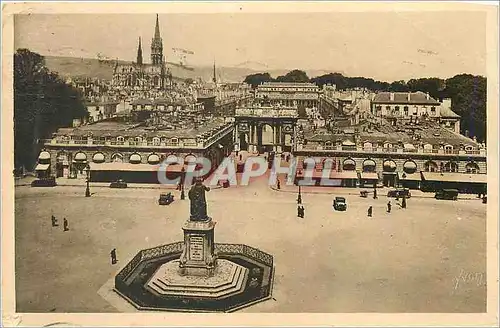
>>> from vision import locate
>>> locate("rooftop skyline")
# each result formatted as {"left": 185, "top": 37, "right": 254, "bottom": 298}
{"left": 15, "top": 11, "right": 487, "bottom": 81}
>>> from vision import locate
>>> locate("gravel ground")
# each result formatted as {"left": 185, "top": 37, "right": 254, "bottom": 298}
{"left": 14, "top": 174, "right": 486, "bottom": 313}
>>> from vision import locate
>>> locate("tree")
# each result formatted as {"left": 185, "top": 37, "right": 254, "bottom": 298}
{"left": 407, "top": 78, "right": 446, "bottom": 99}
{"left": 388, "top": 80, "right": 409, "bottom": 92}
{"left": 243, "top": 72, "right": 274, "bottom": 88}
{"left": 14, "top": 49, "right": 88, "bottom": 170}
{"left": 443, "top": 74, "right": 486, "bottom": 142}
{"left": 277, "top": 69, "right": 309, "bottom": 83}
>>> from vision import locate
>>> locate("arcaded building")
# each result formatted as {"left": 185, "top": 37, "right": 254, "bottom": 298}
{"left": 38, "top": 116, "right": 234, "bottom": 183}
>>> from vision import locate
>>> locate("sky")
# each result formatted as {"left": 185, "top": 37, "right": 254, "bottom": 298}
{"left": 14, "top": 11, "right": 487, "bottom": 82}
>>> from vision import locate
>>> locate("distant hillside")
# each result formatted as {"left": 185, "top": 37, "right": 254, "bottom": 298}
{"left": 43, "top": 55, "right": 342, "bottom": 83}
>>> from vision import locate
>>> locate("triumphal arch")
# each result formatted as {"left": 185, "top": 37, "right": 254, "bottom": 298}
{"left": 234, "top": 105, "right": 298, "bottom": 153}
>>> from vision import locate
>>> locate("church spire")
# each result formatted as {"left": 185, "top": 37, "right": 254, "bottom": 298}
{"left": 151, "top": 14, "right": 163, "bottom": 65}
{"left": 154, "top": 14, "right": 161, "bottom": 39}
{"left": 136, "top": 37, "right": 143, "bottom": 65}
{"left": 212, "top": 60, "right": 217, "bottom": 84}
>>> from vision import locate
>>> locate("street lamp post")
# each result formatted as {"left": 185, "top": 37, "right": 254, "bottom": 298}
{"left": 85, "top": 164, "right": 91, "bottom": 197}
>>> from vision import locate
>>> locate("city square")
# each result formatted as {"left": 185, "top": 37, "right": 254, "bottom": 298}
{"left": 15, "top": 170, "right": 486, "bottom": 313}
{"left": 6, "top": 5, "right": 495, "bottom": 324}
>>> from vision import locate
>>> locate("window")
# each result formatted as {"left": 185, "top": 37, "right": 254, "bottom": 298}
{"left": 404, "top": 106, "right": 409, "bottom": 116}
{"left": 431, "top": 106, "right": 436, "bottom": 115}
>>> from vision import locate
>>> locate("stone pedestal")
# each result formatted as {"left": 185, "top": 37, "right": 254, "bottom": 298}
{"left": 179, "top": 218, "right": 217, "bottom": 276}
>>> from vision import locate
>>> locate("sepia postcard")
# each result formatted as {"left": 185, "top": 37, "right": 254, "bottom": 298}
{"left": 1, "top": 1, "right": 499, "bottom": 327}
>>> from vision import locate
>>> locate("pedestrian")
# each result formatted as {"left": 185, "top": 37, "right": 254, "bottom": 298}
{"left": 110, "top": 248, "right": 117, "bottom": 265}
{"left": 368, "top": 206, "right": 373, "bottom": 217}
{"left": 277, "top": 179, "right": 281, "bottom": 190}
{"left": 63, "top": 218, "right": 69, "bottom": 231}
{"left": 51, "top": 215, "right": 59, "bottom": 227}
{"left": 387, "top": 201, "right": 392, "bottom": 213}
{"left": 373, "top": 188, "right": 378, "bottom": 199}
{"left": 286, "top": 154, "right": 290, "bottom": 162}
{"left": 239, "top": 154, "right": 242, "bottom": 161}
{"left": 297, "top": 205, "right": 302, "bottom": 218}
{"left": 402, "top": 196, "right": 407, "bottom": 209}
{"left": 300, "top": 205, "right": 305, "bottom": 218}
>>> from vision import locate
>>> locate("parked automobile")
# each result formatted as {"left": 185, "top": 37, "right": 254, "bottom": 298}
{"left": 110, "top": 179, "right": 127, "bottom": 189}
{"left": 158, "top": 192, "right": 174, "bottom": 205}
{"left": 31, "top": 177, "right": 57, "bottom": 187}
{"left": 434, "top": 189, "right": 459, "bottom": 200}
{"left": 387, "top": 188, "right": 411, "bottom": 198}
{"left": 333, "top": 197, "right": 347, "bottom": 211}
{"left": 483, "top": 195, "right": 487, "bottom": 204}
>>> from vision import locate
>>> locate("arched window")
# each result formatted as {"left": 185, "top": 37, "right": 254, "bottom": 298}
{"left": 152, "top": 137, "right": 161, "bottom": 146}
{"left": 403, "top": 160, "right": 417, "bottom": 174}
{"left": 147, "top": 153, "right": 160, "bottom": 165}
{"left": 92, "top": 152, "right": 105, "bottom": 163}
{"left": 465, "top": 162, "right": 480, "bottom": 174}
{"left": 383, "top": 160, "right": 397, "bottom": 172}
{"left": 342, "top": 158, "right": 356, "bottom": 171}
{"left": 424, "top": 160, "right": 438, "bottom": 172}
{"left": 129, "top": 153, "right": 142, "bottom": 164}
{"left": 111, "top": 153, "right": 123, "bottom": 163}
{"left": 443, "top": 161, "right": 458, "bottom": 173}
{"left": 362, "top": 159, "right": 376, "bottom": 173}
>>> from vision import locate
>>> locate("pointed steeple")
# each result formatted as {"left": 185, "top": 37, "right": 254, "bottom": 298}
{"left": 212, "top": 60, "right": 217, "bottom": 84}
{"left": 154, "top": 14, "right": 161, "bottom": 39}
{"left": 136, "top": 37, "right": 143, "bottom": 65}
{"left": 151, "top": 14, "right": 163, "bottom": 66}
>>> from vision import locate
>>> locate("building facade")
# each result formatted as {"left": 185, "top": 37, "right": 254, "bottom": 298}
{"left": 371, "top": 92, "right": 461, "bottom": 133}
{"left": 255, "top": 82, "right": 320, "bottom": 108}
{"left": 39, "top": 118, "right": 234, "bottom": 183}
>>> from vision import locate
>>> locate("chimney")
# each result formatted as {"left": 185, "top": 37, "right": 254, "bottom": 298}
{"left": 407, "top": 93, "right": 411, "bottom": 101}
{"left": 390, "top": 92, "right": 395, "bottom": 101}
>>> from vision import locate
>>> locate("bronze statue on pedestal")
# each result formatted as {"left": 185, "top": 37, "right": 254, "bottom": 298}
{"left": 188, "top": 178, "right": 211, "bottom": 221}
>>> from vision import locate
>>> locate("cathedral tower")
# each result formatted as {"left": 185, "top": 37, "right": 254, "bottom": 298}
{"left": 151, "top": 14, "right": 163, "bottom": 65}
{"left": 136, "top": 37, "right": 143, "bottom": 65}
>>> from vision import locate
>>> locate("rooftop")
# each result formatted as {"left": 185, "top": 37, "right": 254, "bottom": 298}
{"left": 259, "top": 82, "right": 319, "bottom": 87}
{"left": 373, "top": 91, "right": 440, "bottom": 105}
{"left": 304, "top": 118, "right": 479, "bottom": 147}
{"left": 53, "top": 117, "right": 228, "bottom": 139}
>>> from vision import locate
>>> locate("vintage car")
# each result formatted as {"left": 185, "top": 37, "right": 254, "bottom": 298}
{"left": 31, "top": 177, "right": 57, "bottom": 187}
{"left": 158, "top": 192, "right": 174, "bottom": 205}
{"left": 387, "top": 188, "right": 411, "bottom": 199}
{"left": 110, "top": 179, "right": 127, "bottom": 189}
{"left": 333, "top": 197, "right": 347, "bottom": 211}
{"left": 435, "top": 189, "right": 459, "bottom": 200}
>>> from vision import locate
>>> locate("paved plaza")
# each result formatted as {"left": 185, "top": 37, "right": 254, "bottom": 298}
{"left": 14, "top": 173, "right": 486, "bottom": 313}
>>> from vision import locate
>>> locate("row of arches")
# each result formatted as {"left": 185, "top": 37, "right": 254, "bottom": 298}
{"left": 338, "top": 158, "right": 480, "bottom": 174}
{"left": 69, "top": 152, "right": 199, "bottom": 165}
{"left": 323, "top": 140, "right": 476, "bottom": 152}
